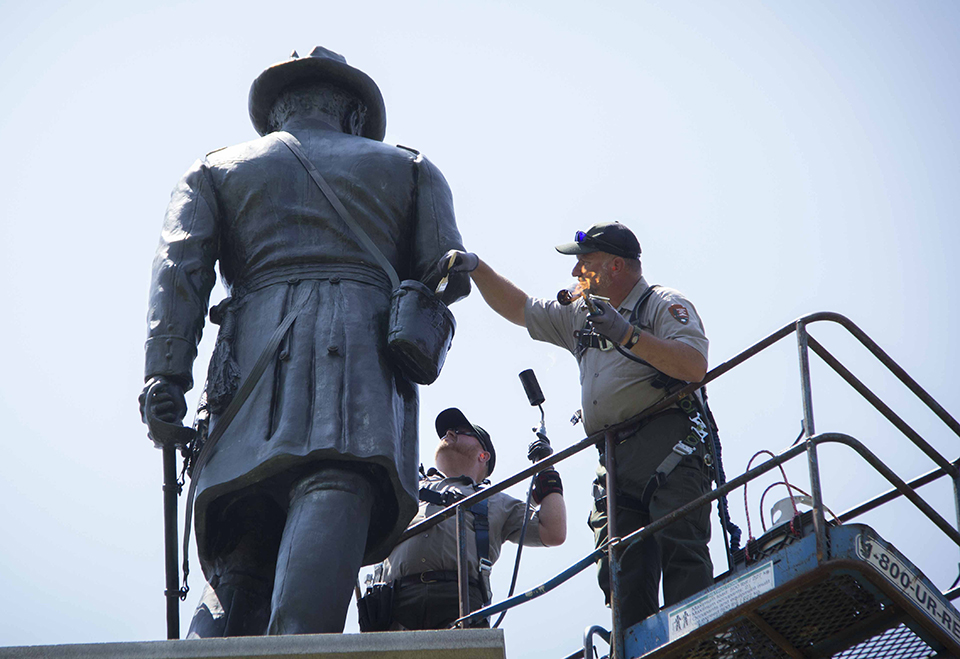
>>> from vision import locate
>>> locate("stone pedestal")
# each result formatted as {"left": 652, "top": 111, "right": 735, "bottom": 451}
{"left": 0, "top": 630, "right": 506, "bottom": 659}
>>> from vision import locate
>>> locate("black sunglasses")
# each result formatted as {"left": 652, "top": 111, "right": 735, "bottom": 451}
{"left": 449, "top": 427, "right": 479, "bottom": 439}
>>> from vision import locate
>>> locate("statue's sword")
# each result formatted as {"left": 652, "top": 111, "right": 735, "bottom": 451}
{"left": 143, "top": 381, "right": 195, "bottom": 640}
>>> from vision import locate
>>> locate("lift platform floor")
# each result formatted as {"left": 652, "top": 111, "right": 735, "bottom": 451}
{"left": 626, "top": 523, "right": 959, "bottom": 658}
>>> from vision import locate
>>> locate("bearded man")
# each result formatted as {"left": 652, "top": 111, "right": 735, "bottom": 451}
{"left": 365, "top": 408, "right": 566, "bottom": 631}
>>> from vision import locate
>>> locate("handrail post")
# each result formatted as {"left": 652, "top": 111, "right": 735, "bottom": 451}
{"left": 797, "top": 320, "right": 827, "bottom": 563}
{"left": 604, "top": 430, "right": 623, "bottom": 659}
{"left": 954, "top": 472, "right": 960, "bottom": 569}
{"left": 456, "top": 505, "right": 469, "bottom": 627}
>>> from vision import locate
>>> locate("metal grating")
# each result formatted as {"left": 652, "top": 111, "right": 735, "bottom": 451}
{"left": 833, "top": 624, "right": 936, "bottom": 659}
{"left": 674, "top": 617, "right": 790, "bottom": 658}
{"left": 757, "top": 573, "right": 885, "bottom": 650}
{"left": 653, "top": 573, "right": 937, "bottom": 658}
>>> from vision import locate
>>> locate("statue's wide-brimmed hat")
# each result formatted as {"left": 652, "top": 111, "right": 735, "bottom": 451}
{"left": 248, "top": 46, "right": 386, "bottom": 141}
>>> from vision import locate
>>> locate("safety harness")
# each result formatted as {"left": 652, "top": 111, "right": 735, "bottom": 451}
{"left": 584, "top": 285, "right": 742, "bottom": 552}
{"left": 417, "top": 482, "right": 492, "bottom": 605}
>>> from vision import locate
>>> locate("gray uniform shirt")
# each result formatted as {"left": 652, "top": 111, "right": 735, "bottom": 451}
{"left": 381, "top": 469, "right": 544, "bottom": 582}
{"left": 525, "top": 276, "right": 708, "bottom": 436}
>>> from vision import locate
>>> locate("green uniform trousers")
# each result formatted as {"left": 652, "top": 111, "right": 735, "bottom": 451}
{"left": 589, "top": 410, "right": 714, "bottom": 629}
{"left": 390, "top": 580, "right": 489, "bottom": 630}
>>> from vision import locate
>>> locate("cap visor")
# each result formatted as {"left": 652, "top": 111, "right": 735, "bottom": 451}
{"left": 435, "top": 407, "right": 472, "bottom": 437}
{"left": 555, "top": 242, "right": 596, "bottom": 255}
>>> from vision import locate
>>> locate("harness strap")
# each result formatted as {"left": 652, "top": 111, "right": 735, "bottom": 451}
{"left": 469, "top": 499, "right": 492, "bottom": 605}
{"left": 639, "top": 433, "right": 702, "bottom": 508}
{"left": 417, "top": 485, "right": 492, "bottom": 604}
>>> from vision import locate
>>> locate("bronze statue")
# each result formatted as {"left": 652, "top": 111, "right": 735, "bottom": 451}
{"left": 140, "top": 46, "right": 469, "bottom": 636}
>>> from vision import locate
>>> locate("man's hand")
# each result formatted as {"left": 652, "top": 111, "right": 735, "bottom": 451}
{"left": 528, "top": 437, "right": 553, "bottom": 462}
{"left": 139, "top": 376, "right": 187, "bottom": 426}
{"left": 438, "top": 250, "right": 479, "bottom": 274}
{"left": 586, "top": 298, "right": 633, "bottom": 345}
{"left": 424, "top": 250, "right": 478, "bottom": 305}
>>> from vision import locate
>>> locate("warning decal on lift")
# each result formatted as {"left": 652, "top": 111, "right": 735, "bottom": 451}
{"left": 668, "top": 561, "right": 775, "bottom": 642}
{"left": 856, "top": 532, "right": 960, "bottom": 646}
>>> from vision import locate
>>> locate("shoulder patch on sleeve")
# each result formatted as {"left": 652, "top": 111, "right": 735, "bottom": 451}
{"left": 669, "top": 304, "right": 690, "bottom": 324}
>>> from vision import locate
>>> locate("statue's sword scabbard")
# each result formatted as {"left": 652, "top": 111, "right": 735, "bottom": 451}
{"left": 144, "top": 382, "right": 195, "bottom": 640}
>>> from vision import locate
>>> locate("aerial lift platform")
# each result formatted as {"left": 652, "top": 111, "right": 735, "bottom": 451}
{"left": 442, "top": 313, "right": 959, "bottom": 659}
{"left": 627, "top": 517, "right": 959, "bottom": 658}
{"left": 599, "top": 312, "right": 960, "bottom": 658}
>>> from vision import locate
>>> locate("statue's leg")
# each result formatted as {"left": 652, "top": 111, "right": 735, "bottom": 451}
{"left": 186, "top": 566, "right": 273, "bottom": 637}
{"left": 186, "top": 494, "right": 284, "bottom": 638}
{"left": 267, "top": 463, "right": 374, "bottom": 635}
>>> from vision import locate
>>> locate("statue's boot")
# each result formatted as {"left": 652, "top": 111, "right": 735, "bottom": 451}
{"left": 186, "top": 570, "right": 273, "bottom": 637}
{"left": 186, "top": 495, "right": 282, "bottom": 637}
{"left": 267, "top": 464, "right": 374, "bottom": 634}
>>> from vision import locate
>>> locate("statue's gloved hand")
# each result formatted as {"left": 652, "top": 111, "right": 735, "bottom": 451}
{"left": 139, "top": 376, "right": 187, "bottom": 426}
{"left": 586, "top": 298, "right": 633, "bottom": 345}
{"left": 528, "top": 437, "right": 553, "bottom": 462}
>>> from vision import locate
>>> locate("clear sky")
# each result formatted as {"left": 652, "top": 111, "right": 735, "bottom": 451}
{"left": 1, "top": 2, "right": 958, "bottom": 656}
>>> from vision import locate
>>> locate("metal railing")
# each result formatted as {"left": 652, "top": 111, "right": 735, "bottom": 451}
{"left": 402, "top": 312, "right": 960, "bottom": 658}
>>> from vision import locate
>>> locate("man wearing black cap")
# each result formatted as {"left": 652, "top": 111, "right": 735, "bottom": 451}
{"left": 140, "top": 47, "right": 469, "bottom": 636}
{"left": 439, "top": 222, "right": 713, "bottom": 629}
{"left": 365, "top": 408, "right": 567, "bottom": 630}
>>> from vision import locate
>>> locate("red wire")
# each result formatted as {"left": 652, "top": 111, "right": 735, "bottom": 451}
{"left": 743, "top": 450, "right": 801, "bottom": 545}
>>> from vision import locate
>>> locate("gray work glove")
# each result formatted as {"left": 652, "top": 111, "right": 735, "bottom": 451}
{"left": 440, "top": 250, "right": 479, "bottom": 274}
{"left": 425, "top": 250, "right": 478, "bottom": 305}
{"left": 586, "top": 298, "right": 633, "bottom": 345}
{"left": 528, "top": 436, "right": 553, "bottom": 462}
{"left": 139, "top": 376, "right": 187, "bottom": 427}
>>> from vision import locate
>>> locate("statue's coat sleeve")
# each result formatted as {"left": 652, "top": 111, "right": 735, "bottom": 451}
{"left": 144, "top": 159, "right": 220, "bottom": 390}
{"left": 408, "top": 154, "right": 464, "bottom": 283}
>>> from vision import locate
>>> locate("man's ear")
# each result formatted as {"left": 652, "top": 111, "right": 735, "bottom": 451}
{"left": 478, "top": 451, "right": 490, "bottom": 466}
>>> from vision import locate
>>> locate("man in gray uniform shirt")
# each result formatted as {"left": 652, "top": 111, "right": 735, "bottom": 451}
{"left": 443, "top": 222, "right": 713, "bottom": 628}
{"left": 371, "top": 408, "right": 566, "bottom": 630}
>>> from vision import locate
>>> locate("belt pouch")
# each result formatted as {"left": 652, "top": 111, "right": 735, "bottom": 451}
{"left": 388, "top": 280, "right": 456, "bottom": 385}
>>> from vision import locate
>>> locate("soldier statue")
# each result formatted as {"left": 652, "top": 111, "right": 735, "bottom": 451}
{"left": 140, "top": 46, "right": 468, "bottom": 636}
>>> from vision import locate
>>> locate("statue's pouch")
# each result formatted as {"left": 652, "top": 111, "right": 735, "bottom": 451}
{"left": 388, "top": 280, "right": 455, "bottom": 385}
{"left": 276, "top": 131, "right": 455, "bottom": 385}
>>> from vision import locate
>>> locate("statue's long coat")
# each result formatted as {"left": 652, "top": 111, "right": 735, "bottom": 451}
{"left": 145, "top": 125, "right": 464, "bottom": 569}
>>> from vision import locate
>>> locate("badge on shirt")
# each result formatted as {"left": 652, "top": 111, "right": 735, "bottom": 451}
{"left": 669, "top": 304, "right": 690, "bottom": 325}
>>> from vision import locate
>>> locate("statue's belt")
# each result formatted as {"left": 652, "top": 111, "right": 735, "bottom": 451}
{"left": 231, "top": 262, "right": 393, "bottom": 297}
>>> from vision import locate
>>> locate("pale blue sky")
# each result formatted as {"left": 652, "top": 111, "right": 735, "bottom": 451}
{"left": 1, "top": 2, "right": 957, "bottom": 656}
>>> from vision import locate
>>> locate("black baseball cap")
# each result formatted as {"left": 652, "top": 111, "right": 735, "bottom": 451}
{"left": 435, "top": 407, "right": 496, "bottom": 476}
{"left": 555, "top": 222, "right": 641, "bottom": 260}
